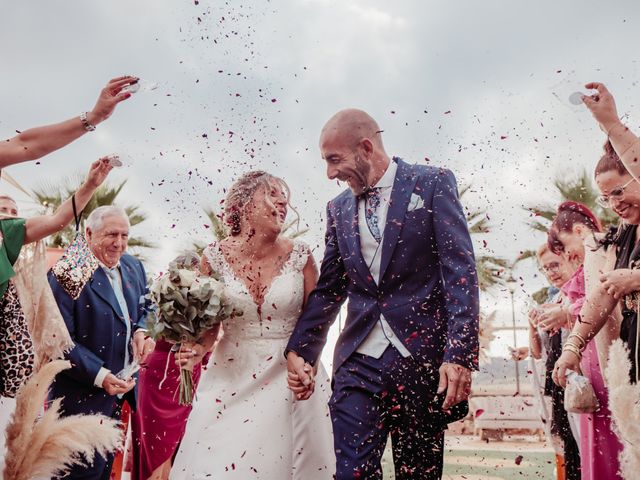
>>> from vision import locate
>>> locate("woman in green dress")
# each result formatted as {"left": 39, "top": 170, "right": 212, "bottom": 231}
{"left": 0, "top": 158, "right": 113, "bottom": 397}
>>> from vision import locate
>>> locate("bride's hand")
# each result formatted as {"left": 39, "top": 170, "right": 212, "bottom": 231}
{"left": 175, "top": 342, "right": 206, "bottom": 371}
{"left": 286, "top": 354, "right": 315, "bottom": 401}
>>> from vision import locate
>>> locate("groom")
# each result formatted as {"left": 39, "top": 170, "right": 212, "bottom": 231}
{"left": 286, "top": 109, "right": 479, "bottom": 479}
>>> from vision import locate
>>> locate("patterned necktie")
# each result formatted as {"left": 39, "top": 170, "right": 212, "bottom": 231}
{"left": 364, "top": 187, "right": 382, "bottom": 243}
{"left": 104, "top": 267, "right": 131, "bottom": 368}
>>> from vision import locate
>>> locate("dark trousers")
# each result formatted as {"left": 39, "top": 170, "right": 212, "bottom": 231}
{"left": 551, "top": 383, "right": 581, "bottom": 480}
{"left": 329, "top": 347, "right": 446, "bottom": 480}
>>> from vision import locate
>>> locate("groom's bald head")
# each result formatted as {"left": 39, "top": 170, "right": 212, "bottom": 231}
{"left": 320, "top": 109, "right": 385, "bottom": 152}
{"left": 318, "top": 109, "right": 390, "bottom": 195}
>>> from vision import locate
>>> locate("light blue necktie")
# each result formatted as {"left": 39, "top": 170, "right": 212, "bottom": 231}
{"left": 364, "top": 187, "right": 382, "bottom": 243}
{"left": 104, "top": 267, "right": 131, "bottom": 368}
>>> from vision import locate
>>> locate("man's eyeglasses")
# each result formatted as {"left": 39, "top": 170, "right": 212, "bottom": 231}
{"left": 596, "top": 177, "right": 636, "bottom": 208}
{"left": 541, "top": 262, "right": 561, "bottom": 274}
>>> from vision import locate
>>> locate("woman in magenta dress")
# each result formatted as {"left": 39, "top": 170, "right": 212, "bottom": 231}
{"left": 131, "top": 340, "right": 209, "bottom": 480}
{"left": 548, "top": 201, "right": 623, "bottom": 480}
{"left": 131, "top": 253, "right": 212, "bottom": 480}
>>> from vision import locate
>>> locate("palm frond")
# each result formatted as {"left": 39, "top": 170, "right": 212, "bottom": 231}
{"left": 30, "top": 176, "right": 153, "bottom": 253}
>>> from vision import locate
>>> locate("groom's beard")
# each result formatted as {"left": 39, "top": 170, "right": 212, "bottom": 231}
{"left": 346, "top": 154, "right": 371, "bottom": 195}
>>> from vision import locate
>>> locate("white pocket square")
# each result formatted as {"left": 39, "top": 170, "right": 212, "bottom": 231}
{"left": 407, "top": 193, "right": 425, "bottom": 212}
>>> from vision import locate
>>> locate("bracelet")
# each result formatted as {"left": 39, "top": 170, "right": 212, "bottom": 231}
{"left": 567, "top": 332, "right": 586, "bottom": 350}
{"left": 563, "top": 343, "right": 582, "bottom": 360}
{"left": 564, "top": 338, "right": 584, "bottom": 352}
{"left": 79, "top": 112, "right": 96, "bottom": 132}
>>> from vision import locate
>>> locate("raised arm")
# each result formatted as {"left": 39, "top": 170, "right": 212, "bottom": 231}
{"left": 24, "top": 158, "right": 113, "bottom": 244}
{"left": 583, "top": 82, "right": 640, "bottom": 180}
{"left": 0, "top": 76, "right": 137, "bottom": 168}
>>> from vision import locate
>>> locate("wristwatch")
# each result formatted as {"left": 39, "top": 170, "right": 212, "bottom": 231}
{"left": 79, "top": 112, "right": 96, "bottom": 132}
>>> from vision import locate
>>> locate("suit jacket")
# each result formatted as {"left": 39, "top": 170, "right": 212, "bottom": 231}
{"left": 286, "top": 158, "right": 480, "bottom": 373}
{"left": 48, "top": 253, "right": 149, "bottom": 416}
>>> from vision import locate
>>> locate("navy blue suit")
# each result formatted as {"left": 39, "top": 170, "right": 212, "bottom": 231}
{"left": 48, "top": 253, "right": 148, "bottom": 480}
{"left": 286, "top": 159, "right": 479, "bottom": 479}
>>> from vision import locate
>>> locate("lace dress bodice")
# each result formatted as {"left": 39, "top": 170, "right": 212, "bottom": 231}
{"left": 203, "top": 240, "right": 310, "bottom": 341}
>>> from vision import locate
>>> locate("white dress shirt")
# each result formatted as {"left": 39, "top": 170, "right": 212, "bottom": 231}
{"left": 93, "top": 262, "right": 132, "bottom": 388}
{"left": 355, "top": 160, "right": 411, "bottom": 359}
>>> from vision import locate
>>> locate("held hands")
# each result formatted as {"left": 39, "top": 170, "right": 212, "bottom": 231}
{"left": 582, "top": 82, "right": 621, "bottom": 134}
{"left": 87, "top": 76, "right": 138, "bottom": 125}
{"left": 175, "top": 341, "right": 207, "bottom": 372}
{"left": 102, "top": 373, "right": 135, "bottom": 396}
{"left": 286, "top": 351, "right": 315, "bottom": 401}
{"left": 600, "top": 269, "right": 640, "bottom": 299}
{"left": 437, "top": 362, "right": 472, "bottom": 410}
{"left": 132, "top": 331, "right": 155, "bottom": 364}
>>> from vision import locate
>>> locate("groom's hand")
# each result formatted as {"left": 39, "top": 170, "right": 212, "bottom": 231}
{"left": 437, "top": 362, "right": 472, "bottom": 410}
{"left": 286, "top": 351, "right": 315, "bottom": 400}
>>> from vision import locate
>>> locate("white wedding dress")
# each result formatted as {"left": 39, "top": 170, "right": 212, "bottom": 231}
{"left": 171, "top": 240, "right": 335, "bottom": 479}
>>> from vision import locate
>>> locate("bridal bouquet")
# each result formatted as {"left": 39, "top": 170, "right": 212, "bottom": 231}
{"left": 146, "top": 254, "right": 239, "bottom": 405}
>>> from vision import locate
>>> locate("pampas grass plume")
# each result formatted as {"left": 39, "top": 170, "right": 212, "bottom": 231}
{"left": 3, "top": 360, "right": 123, "bottom": 480}
{"left": 605, "top": 339, "right": 640, "bottom": 479}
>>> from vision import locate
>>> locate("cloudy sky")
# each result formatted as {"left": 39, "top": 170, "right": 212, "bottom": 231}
{"left": 2, "top": 0, "right": 640, "bottom": 359}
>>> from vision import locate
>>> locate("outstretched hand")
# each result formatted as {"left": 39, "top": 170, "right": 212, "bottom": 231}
{"left": 438, "top": 362, "right": 472, "bottom": 410}
{"left": 582, "top": 82, "right": 621, "bottom": 133}
{"left": 88, "top": 75, "right": 138, "bottom": 125}
{"left": 84, "top": 157, "right": 114, "bottom": 189}
{"left": 286, "top": 351, "right": 315, "bottom": 400}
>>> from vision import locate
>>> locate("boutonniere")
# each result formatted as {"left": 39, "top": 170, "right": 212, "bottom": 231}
{"left": 407, "top": 193, "right": 425, "bottom": 212}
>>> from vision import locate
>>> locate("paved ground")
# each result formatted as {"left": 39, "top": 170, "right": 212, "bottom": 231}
{"left": 382, "top": 434, "right": 556, "bottom": 479}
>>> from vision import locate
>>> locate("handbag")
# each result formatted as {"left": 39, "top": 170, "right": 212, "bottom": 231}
{"left": 50, "top": 196, "right": 99, "bottom": 299}
{"left": 564, "top": 370, "right": 599, "bottom": 414}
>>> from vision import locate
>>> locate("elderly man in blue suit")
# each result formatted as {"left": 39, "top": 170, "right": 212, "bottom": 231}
{"left": 286, "top": 109, "right": 480, "bottom": 479}
{"left": 49, "top": 205, "right": 154, "bottom": 480}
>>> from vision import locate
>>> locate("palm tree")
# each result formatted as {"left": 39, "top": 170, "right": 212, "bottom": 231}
{"left": 32, "top": 175, "right": 154, "bottom": 253}
{"left": 524, "top": 169, "right": 618, "bottom": 235}
{"left": 459, "top": 185, "right": 509, "bottom": 292}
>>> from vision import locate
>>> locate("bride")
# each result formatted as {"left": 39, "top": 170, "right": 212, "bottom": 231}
{"left": 170, "top": 171, "right": 335, "bottom": 479}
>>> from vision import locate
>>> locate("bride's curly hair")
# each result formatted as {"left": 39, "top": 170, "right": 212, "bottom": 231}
{"left": 223, "top": 170, "right": 299, "bottom": 236}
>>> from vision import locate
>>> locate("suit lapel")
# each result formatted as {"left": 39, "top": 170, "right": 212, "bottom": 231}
{"left": 119, "top": 260, "right": 138, "bottom": 321}
{"left": 335, "top": 194, "right": 377, "bottom": 293}
{"left": 379, "top": 159, "right": 418, "bottom": 281}
{"left": 90, "top": 268, "right": 125, "bottom": 320}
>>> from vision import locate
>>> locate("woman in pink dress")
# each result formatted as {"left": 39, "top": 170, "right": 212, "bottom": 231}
{"left": 548, "top": 201, "right": 623, "bottom": 480}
